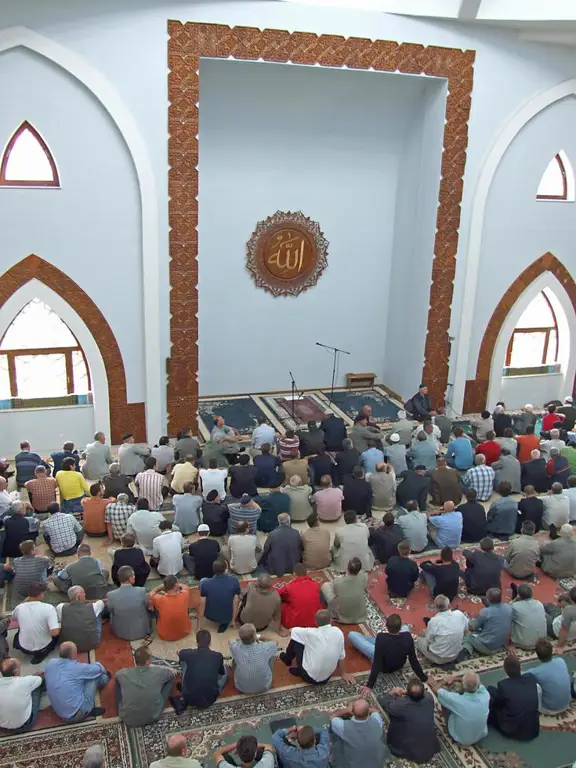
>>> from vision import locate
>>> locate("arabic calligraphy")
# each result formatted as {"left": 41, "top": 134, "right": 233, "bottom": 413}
{"left": 265, "top": 229, "right": 309, "bottom": 278}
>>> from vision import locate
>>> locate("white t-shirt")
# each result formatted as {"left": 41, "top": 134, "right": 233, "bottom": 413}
{"left": 0, "top": 675, "right": 43, "bottom": 729}
{"left": 291, "top": 624, "right": 345, "bottom": 682}
{"left": 56, "top": 600, "right": 104, "bottom": 622}
{"left": 200, "top": 468, "right": 228, "bottom": 501}
{"left": 152, "top": 530, "right": 184, "bottom": 575}
{"left": 252, "top": 424, "right": 276, "bottom": 449}
{"left": 13, "top": 601, "right": 59, "bottom": 651}
{"left": 426, "top": 609, "right": 468, "bottom": 660}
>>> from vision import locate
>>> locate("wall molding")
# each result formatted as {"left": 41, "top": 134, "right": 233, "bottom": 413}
{"left": 463, "top": 252, "right": 576, "bottom": 412}
{"left": 167, "top": 21, "right": 475, "bottom": 431}
{"left": 452, "top": 78, "right": 576, "bottom": 413}
{"left": 0, "top": 255, "right": 145, "bottom": 443}
{"left": 0, "top": 25, "right": 161, "bottom": 440}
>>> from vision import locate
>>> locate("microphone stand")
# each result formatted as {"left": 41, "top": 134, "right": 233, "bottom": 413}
{"left": 316, "top": 342, "right": 351, "bottom": 404}
{"left": 288, "top": 371, "right": 302, "bottom": 423}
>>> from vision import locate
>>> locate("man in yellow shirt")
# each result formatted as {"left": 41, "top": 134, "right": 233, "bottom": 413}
{"left": 170, "top": 456, "right": 199, "bottom": 494}
{"left": 56, "top": 458, "right": 90, "bottom": 514}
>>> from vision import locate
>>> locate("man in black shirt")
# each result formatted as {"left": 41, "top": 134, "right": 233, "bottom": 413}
{"left": 386, "top": 540, "right": 420, "bottom": 597}
{"left": 493, "top": 405, "right": 513, "bottom": 437}
{"left": 184, "top": 524, "right": 221, "bottom": 579}
{"left": 111, "top": 533, "right": 151, "bottom": 586}
{"left": 2, "top": 504, "right": 38, "bottom": 558}
{"left": 558, "top": 397, "right": 576, "bottom": 432}
{"left": 334, "top": 439, "right": 361, "bottom": 484}
{"left": 308, "top": 446, "right": 335, "bottom": 487}
{"left": 521, "top": 451, "right": 550, "bottom": 493}
{"left": 379, "top": 678, "right": 440, "bottom": 763}
{"left": 178, "top": 629, "right": 228, "bottom": 709}
{"left": 351, "top": 614, "right": 426, "bottom": 700}
{"left": 229, "top": 454, "right": 258, "bottom": 499}
{"left": 298, "top": 422, "right": 325, "bottom": 457}
{"left": 457, "top": 488, "right": 487, "bottom": 542}
{"left": 103, "top": 464, "right": 135, "bottom": 502}
{"left": 396, "top": 467, "right": 430, "bottom": 511}
{"left": 516, "top": 485, "right": 544, "bottom": 532}
{"left": 322, "top": 413, "right": 347, "bottom": 451}
{"left": 487, "top": 654, "right": 539, "bottom": 741}
{"left": 202, "top": 490, "right": 230, "bottom": 536}
{"left": 253, "top": 444, "right": 283, "bottom": 488}
{"left": 369, "top": 512, "right": 403, "bottom": 564}
{"left": 463, "top": 538, "right": 504, "bottom": 595}
{"left": 420, "top": 546, "right": 461, "bottom": 600}
{"left": 342, "top": 466, "right": 373, "bottom": 517}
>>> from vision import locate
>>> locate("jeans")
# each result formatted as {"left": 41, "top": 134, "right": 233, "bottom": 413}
{"left": 61, "top": 496, "right": 87, "bottom": 514}
{"left": 421, "top": 571, "right": 436, "bottom": 593}
{"left": 72, "top": 672, "right": 109, "bottom": 720}
{"left": 348, "top": 632, "right": 376, "bottom": 661}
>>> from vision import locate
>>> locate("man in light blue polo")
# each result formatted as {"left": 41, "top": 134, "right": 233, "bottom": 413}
{"left": 428, "top": 502, "right": 463, "bottom": 548}
{"left": 446, "top": 428, "right": 474, "bottom": 471}
{"left": 435, "top": 672, "right": 490, "bottom": 745}
{"left": 360, "top": 440, "right": 384, "bottom": 475}
{"left": 45, "top": 641, "right": 109, "bottom": 721}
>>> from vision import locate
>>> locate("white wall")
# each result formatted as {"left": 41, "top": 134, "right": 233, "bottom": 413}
{"left": 0, "top": 405, "right": 95, "bottom": 458}
{"left": 501, "top": 373, "right": 563, "bottom": 410}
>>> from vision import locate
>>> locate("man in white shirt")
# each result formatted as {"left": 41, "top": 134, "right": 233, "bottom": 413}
{"left": 199, "top": 459, "right": 228, "bottom": 501}
{"left": 151, "top": 521, "right": 184, "bottom": 576}
{"left": 12, "top": 581, "right": 60, "bottom": 664}
{"left": 279, "top": 609, "right": 356, "bottom": 684}
{"left": 415, "top": 594, "right": 468, "bottom": 665}
{"left": 543, "top": 483, "right": 570, "bottom": 531}
{"left": 0, "top": 477, "right": 15, "bottom": 520}
{"left": 252, "top": 417, "right": 276, "bottom": 455}
{"left": 0, "top": 657, "right": 44, "bottom": 732}
{"left": 127, "top": 499, "right": 168, "bottom": 555}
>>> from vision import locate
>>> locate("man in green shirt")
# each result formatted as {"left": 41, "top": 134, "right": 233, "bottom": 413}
{"left": 116, "top": 646, "right": 174, "bottom": 726}
{"left": 321, "top": 557, "right": 367, "bottom": 623}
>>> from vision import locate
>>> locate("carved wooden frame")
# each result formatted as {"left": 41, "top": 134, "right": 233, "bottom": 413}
{"left": 167, "top": 21, "right": 475, "bottom": 431}
{"left": 0, "top": 255, "right": 146, "bottom": 442}
{"left": 463, "top": 252, "right": 576, "bottom": 413}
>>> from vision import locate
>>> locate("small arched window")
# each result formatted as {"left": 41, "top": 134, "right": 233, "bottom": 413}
{"left": 505, "top": 290, "right": 559, "bottom": 371}
{"left": 0, "top": 122, "right": 59, "bottom": 188}
{"left": 536, "top": 151, "right": 573, "bottom": 201}
{"left": 0, "top": 299, "right": 90, "bottom": 401}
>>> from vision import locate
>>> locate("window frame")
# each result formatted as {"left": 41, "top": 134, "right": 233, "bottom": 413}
{"left": 0, "top": 121, "right": 60, "bottom": 188}
{"left": 505, "top": 291, "right": 560, "bottom": 368}
{"left": 536, "top": 153, "right": 567, "bottom": 201}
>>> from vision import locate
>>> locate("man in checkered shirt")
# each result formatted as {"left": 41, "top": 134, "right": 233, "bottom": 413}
{"left": 104, "top": 494, "right": 135, "bottom": 542}
{"left": 42, "top": 503, "right": 84, "bottom": 555}
{"left": 462, "top": 454, "right": 496, "bottom": 502}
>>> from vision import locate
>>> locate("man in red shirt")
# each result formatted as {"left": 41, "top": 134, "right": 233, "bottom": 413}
{"left": 542, "top": 404, "right": 565, "bottom": 433}
{"left": 517, "top": 425, "right": 541, "bottom": 464}
{"left": 278, "top": 563, "right": 322, "bottom": 630}
{"left": 475, "top": 431, "right": 501, "bottom": 466}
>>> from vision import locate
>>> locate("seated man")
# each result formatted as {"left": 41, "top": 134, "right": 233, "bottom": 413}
{"left": 493, "top": 449, "right": 522, "bottom": 494}
{"left": 135, "top": 456, "right": 166, "bottom": 510}
{"left": 81, "top": 484, "right": 114, "bottom": 537}
{"left": 11, "top": 540, "right": 53, "bottom": 601}
{"left": 329, "top": 698, "right": 388, "bottom": 768}
{"left": 213, "top": 736, "right": 274, "bottom": 768}
{"left": 51, "top": 441, "right": 80, "bottom": 474}
{"left": 459, "top": 588, "right": 512, "bottom": 660}
{"left": 408, "top": 432, "right": 437, "bottom": 472}
{"left": 0, "top": 658, "right": 44, "bottom": 733}
{"left": 333, "top": 510, "right": 373, "bottom": 572}
{"left": 366, "top": 462, "right": 396, "bottom": 512}
{"left": 151, "top": 737, "right": 202, "bottom": 768}
{"left": 199, "top": 458, "right": 228, "bottom": 501}
{"left": 321, "top": 557, "right": 367, "bottom": 623}
{"left": 25, "top": 464, "right": 57, "bottom": 515}
{"left": 550, "top": 586, "right": 576, "bottom": 650}
{"left": 183, "top": 523, "right": 221, "bottom": 579}
{"left": 226, "top": 520, "right": 261, "bottom": 576}
{"left": 237, "top": 573, "right": 282, "bottom": 632}
{"left": 301, "top": 512, "right": 331, "bottom": 570}
{"left": 282, "top": 475, "right": 313, "bottom": 522}
{"left": 2, "top": 504, "right": 40, "bottom": 559}
{"left": 542, "top": 482, "right": 570, "bottom": 533}
{"left": 116, "top": 646, "right": 175, "bottom": 727}
{"left": 57, "top": 585, "right": 104, "bottom": 653}
{"left": 322, "top": 411, "right": 347, "bottom": 451}
{"left": 257, "top": 480, "right": 290, "bottom": 533}
{"left": 420, "top": 546, "right": 461, "bottom": 601}
{"left": 228, "top": 494, "right": 262, "bottom": 535}
{"left": 260, "top": 513, "right": 302, "bottom": 576}
{"left": 462, "top": 454, "right": 496, "bottom": 503}
{"left": 178, "top": 629, "right": 228, "bottom": 709}
{"left": 172, "top": 482, "right": 202, "bottom": 535}
{"left": 521, "top": 449, "right": 550, "bottom": 493}
{"left": 171, "top": 455, "right": 199, "bottom": 495}
{"left": 369, "top": 512, "right": 403, "bottom": 565}
{"left": 150, "top": 520, "right": 184, "bottom": 577}
{"left": 434, "top": 672, "right": 490, "bottom": 746}
{"left": 397, "top": 500, "right": 428, "bottom": 553}
{"left": 415, "top": 594, "right": 468, "bottom": 666}
{"left": 53, "top": 542, "right": 109, "bottom": 600}
{"left": 360, "top": 440, "right": 384, "bottom": 476}
{"left": 517, "top": 485, "right": 544, "bottom": 533}
{"left": 102, "top": 463, "right": 135, "bottom": 502}
{"left": 428, "top": 501, "right": 463, "bottom": 549}
{"left": 45, "top": 642, "right": 108, "bottom": 721}
{"left": 385, "top": 540, "right": 419, "bottom": 598}
{"left": 198, "top": 558, "right": 241, "bottom": 633}
{"left": 509, "top": 583, "right": 547, "bottom": 650}
{"left": 282, "top": 449, "right": 310, "bottom": 487}
{"left": 475, "top": 431, "right": 501, "bottom": 466}
{"left": 445, "top": 427, "right": 474, "bottom": 471}
{"left": 486, "top": 481, "right": 518, "bottom": 540}
{"left": 540, "top": 523, "right": 576, "bottom": 579}
{"left": 104, "top": 494, "right": 135, "bottom": 542}
{"left": 505, "top": 520, "right": 540, "bottom": 579}
{"left": 378, "top": 677, "right": 441, "bottom": 763}
{"left": 525, "top": 637, "right": 573, "bottom": 715}
{"left": 253, "top": 443, "right": 283, "bottom": 488}
{"left": 279, "top": 609, "right": 355, "bottom": 685}
{"left": 42, "top": 502, "right": 84, "bottom": 556}
{"left": 229, "top": 454, "right": 258, "bottom": 499}
{"left": 458, "top": 488, "right": 488, "bottom": 542}
{"left": 342, "top": 466, "right": 373, "bottom": 518}
{"left": 201, "top": 490, "right": 230, "bottom": 536}
{"left": 126, "top": 499, "right": 166, "bottom": 555}
{"left": 396, "top": 465, "right": 429, "bottom": 510}
{"left": 273, "top": 724, "right": 330, "bottom": 768}
{"left": 462, "top": 538, "right": 504, "bottom": 596}
{"left": 278, "top": 563, "right": 323, "bottom": 630}
{"left": 309, "top": 446, "right": 336, "bottom": 488}
{"left": 56, "top": 457, "right": 90, "bottom": 514}
{"left": 106, "top": 566, "right": 152, "bottom": 641}
{"left": 149, "top": 575, "right": 192, "bottom": 641}
{"left": 487, "top": 654, "right": 539, "bottom": 741}
{"left": 429, "top": 458, "right": 462, "bottom": 506}
{"left": 352, "top": 613, "right": 427, "bottom": 693}
{"left": 312, "top": 475, "right": 344, "bottom": 522}
{"left": 111, "top": 532, "right": 151, "bottom": 587}
{"left": 230, "top": 623, "right": 278, "bottom": 694}
{"left": 12, "top": 582, "right": 60, "bottom": 664}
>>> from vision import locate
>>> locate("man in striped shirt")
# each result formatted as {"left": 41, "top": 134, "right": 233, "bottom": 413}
{"left": 135, "top": 457, "right": 165, "bottom": 510}
{"left": 11, "top": 540, "right": 54, "bottom": 600}
{"left": 228, "top": 494, "right": 261, "bottom": 534}
{"left": 278, "top": 430, "right": 301, "bottom": 462}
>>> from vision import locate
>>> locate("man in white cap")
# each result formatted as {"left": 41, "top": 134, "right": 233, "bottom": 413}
{"left": 515, "top": 404, "right": 538, "bottom": 435}
{"left": 391, "top": 410, "right": 413, "bottom": 447}
{"left": 559, "top": 396, "right": 576, "bottom": 432}
{"left": 383, "top": 434, "right": 407, "bottom": 475}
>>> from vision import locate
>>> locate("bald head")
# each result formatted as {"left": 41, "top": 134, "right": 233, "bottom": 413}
{"left": 257, "top": 573, "right": 272, "bottom": 590}
{"left": 166, "top": 735, "right": 187, "bottom": 757}
{"left": 442, "top": 501, "right": 455, "bottom": 513}
{"left": 60, "top": 641, "right": 78, "bottom": 659}
{"left": 462, "top": 672, "right": 480, "bottom": 693}
{"left": 475, "top": 453, "right": 486, "bottom": 465}
{"left": 352, "top": 698, "right": 370, "bottom": 720}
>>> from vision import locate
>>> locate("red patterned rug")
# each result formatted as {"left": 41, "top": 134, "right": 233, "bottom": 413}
{"left": 275, "top": 396, "right": 327, "bottom": 425}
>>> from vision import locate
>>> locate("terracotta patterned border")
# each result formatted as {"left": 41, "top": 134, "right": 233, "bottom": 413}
{"left": 463, "top": 252, "right": 576, "bottom": 413}
{"left": 0, "top": 255, "right": 146, "bottom": 443}
{"left": 167, "top": 21, "right": 475, "bottom": 432}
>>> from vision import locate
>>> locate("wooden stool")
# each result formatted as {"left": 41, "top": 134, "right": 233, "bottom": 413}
{"left": 345, "top": 372, "right": 376, "bottom": 389}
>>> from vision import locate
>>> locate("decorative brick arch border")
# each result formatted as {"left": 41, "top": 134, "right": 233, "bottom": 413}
{"left": 167, "top": 21, "right": 475, "bottom": 432}
{"left": 0, "top": 255, "right": 146, "bottom": 442}
{"left": 463, "top": 252, "right": 576, "bottom": 413}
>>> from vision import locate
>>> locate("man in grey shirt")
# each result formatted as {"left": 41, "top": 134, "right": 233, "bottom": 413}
{"left": 107, "top": 566, "right": 151, "bottom": 640}
{"left": 397, "top": 501, "right": 429, "bottom": 552}
{"left": 510, "top": 583, "right": 547, "bottom": 650}
{"left": 82, "top": 432, "right": 113, "bottom": 481}
{"left": 229, "top": 623, "right": 278, "bottom": 694}
{"left": 116, "top": 646, "right": 174, "bottom": 726}
{"left": 117, "top": 434, "right": 149, "bottom": 477}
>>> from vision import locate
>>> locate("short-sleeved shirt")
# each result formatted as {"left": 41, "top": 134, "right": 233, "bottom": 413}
{"left": 24, "top": 477, "right": 57, "bottom": 511}
{"left": 426, "top": 609, "right": 468, "bottom": 660}
{"left": 12, "top": 601, "right": 59, "bottom": 651}
{"left": 56, "top": 470, "right": 89, "bottom": 501}
{"left": 171, "top": 463, "right": 199, "bottom": 494}
{"left": 152, "top": 588, "right": 191, "bottom": 641}
{"left": 116, "top": 665, "right": 175, "bottom": 726}
{"left": 81, "top": 496, "right": 114, "bottom": 534}
{"left": 230, "top": 640, "right": 277, "bottom": 693}
{"left": 313, "top": 487, "right": 344, "bottom": 521}
{"left": 428, "top": 511, "right": 462, "bottom": 548}
{"left": 199, "top": 468, "right": 228, "bottom": 500}
{"left": 200, "top": 573, "right": 241, "bottom": 625}
{"left": 524, "top": 658, "right": 572, "bottom": 712}
{"left": 511, "top": 599, "right": 547, "bottom": 648}
{"left": 471, "top": 603, "right": 513, "bottom": 650}
{"left": 152, "top": 531, "right": 184, "bottom": 576}
{"left": 290, "top": 624, "right": 345, "bottom": 682}
{"left": 437, "top": 686, "right": 490, "bottom": 745}
{"left": 217, "top": 751, "right": 275, "bottom": 768}
{"left": 0, "top": 675, "right": 43, "bottom": 729}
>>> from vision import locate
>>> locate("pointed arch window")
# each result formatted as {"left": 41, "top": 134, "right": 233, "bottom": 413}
{"left": 505, "top": 290, "right": 559, "bottom": 371}
{"left": 536, "top": 150, "right": 574, "bottom": 201}
{"left": 0, "top": 122, "right": 60, "bottom": 188}
{"left": 0, "top": 299, "right": 90, "bottom": 401}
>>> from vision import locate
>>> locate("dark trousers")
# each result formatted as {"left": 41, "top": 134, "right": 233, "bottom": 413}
{"left": 14, "top": 631, "right": 58, "bottom": 663}
{"left": 463, "top": 569, "right": 487, "bottom": 596}
{"left": 44, "top": 530, "right": 84, "bottom": 556}
{"left": 283, "top": 640, "right": 329, "bottom": 684}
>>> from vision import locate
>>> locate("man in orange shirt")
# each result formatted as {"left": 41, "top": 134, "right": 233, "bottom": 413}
{"left": 278, "top": 563, "right": 323, "bottom": 631}
{"left": 517, "top": 425, "right": 541, "bottom": 464}
{"left": 81, "top": 484, "right": 115, "bottom": 536}
{"left": 149, "top": 575, "right": 192, "bottom": 641}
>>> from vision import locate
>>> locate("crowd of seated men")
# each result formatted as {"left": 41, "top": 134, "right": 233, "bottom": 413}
{"left": 0, "top": 391, "right": 576, "bottom": 764}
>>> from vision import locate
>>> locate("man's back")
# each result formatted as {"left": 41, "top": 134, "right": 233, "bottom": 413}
{"left": 396, "top": 471, "right": 429, "bottom": 510}
{"left": 511, "top": 599, "right": 547, "bottom": 649}
{"left": 369, "top": 523, "right": 403, "bottom": 564}
{"left": 397, "top": 509, "right": 428, "bottom": 552}
{"left": 540, "top": 537, "right": 576, "bottom": 577}
{"left": 506, "top": 535, "right": 540, "bottom": 577}
{"left": 526, "top": 658, "right": 572, "bottom": 712}
{"left": 116, "top": 665, "right": 174, "bottom": 726}
{"left": 464, "top": 550, "right": 503, "bottom": 594}
{"left": 458, "top": 501, "right": 487, "bottom": 542}
{"left": 301, "top": 526, "right": 331, "bottom": 570}
{"left": 492, "top": 675, "right": 539, "bottom": 740}
{"left": 66, "top": 556, "right": 107, "bottom": 599}
{"left": 430, "top": 467, "right": 462, "bottom": 505}
{"left": 437, "top": 685, "right": 490, "bottom": 745}
{"left": 331, "top": 712, "right": 387, "bottom": 768}
{"left": 379, "top": 692, "right": 440, "bottom": 762}
{"left": 108, "top": 585, "right": 151, "bottom": 640}
{"left": 179, "top": 646, "right": 224, "bottom": 708}
{"left": 487, "top": 498, "right": 518, "bottom": 535}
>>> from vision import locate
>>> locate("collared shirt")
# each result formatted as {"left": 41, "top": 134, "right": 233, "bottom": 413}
{"left": 42, "top": 512, "right": 82, "bottom": 553}
{"left": 470, "top": 603, "right": 513, "bottom": 650}
{"left": 81, "top": 496, "right": 114, "bottom": 534}
{"left": 116, "top": 665, "right": 175, "bottom": 727}
{"left": 152, "top": 530, "right": 184, "bottom": 575}
{"left": 15, "top": 452, "right": 50, "bottom": 486}
{"left": 50, "top": 450, "right": 80, "bottom": 474}
{"left": 0, "top": 675, "right": 43, "bottom": 729}
{"left": 437, "top": 685, "right": 490, "bottom": 745}
{"left": 278, "top": 435, "right": 300, "bottom": 461}
{"left": 230, "top": 639, "right": 277, "bottom": 693}
{"left": 272, "top": 728, "right": 330, "bottom": 768}
{"left": 171, "top": 462, "right": 199, "bottom": 494}
{"left": 25, "top": 477, "right": 57, "bottom": 511}
{"left": 360, "top": 447, "right": 384, "bottom": 475}
{"left": 173, "top": 493, "right": 202, "bottom": 534}
{"left": 463, "top": 465, "right": 495, "bottom": 501}
{"left": 151, "top": 445, "right": 175, "bottom": 473}
{"left": 104, "top": 501, "right": 135, "bottom": 540}
{"left": 118, "top": 443, "right": 148, "bottom": 477}
{"left": 200, "top": 573, "right": 241, "bottom": 625}
{"left": 127, "top": 509, "right": 166, "bottom": 554}
{"left": 45, "top": 658, "right": 106, "bottom": 719}
{"left": 428, "top": 511, "right": 462, "bottom": 548}
{"left": 312, "top": 487, "right": 343, "bottom": 521}
{"left": 135, "top": 469, "right": 164, "bottom": 509}
{"left": 446, "top": 437, "right": 474, "bottom": 470}
{"left": 511, "top": 599, "right": 547, "bottom": 648}
{"left": 252, "top": 423, "right": 276, "bottom": 449}
{"left": 543, "top": 494, "right": 570, "bottom": 528}
{"left": 397, "top": 509, "right": 428, "bottom": 552}
{"left": 426, "top": 609, "right": 468, "bottom": 660}
{"left": 228, "top": 502, "right": 261, "bottom": 534}
{"left": 56, "top": 470, "right": 90, "bottom": 501}
{"left": 12, "top": 554, "right": 53, "bottom": 598}
{"left": 290, "top": 624, "right": 345, "bottom": 682}
{"left": 330, "top": 713, "right": 387, "bottom": 768}
{"left": 523, "top": 658, "right": 572, "bottom": 712}
{"left": 239, "top": 584, "right": 281, "bottom": 630}
{"left": 216, "top": 753, "right": 274, "bottom": 768}
{"left": 107, "top": 584, "right": 151, "bottom": 640}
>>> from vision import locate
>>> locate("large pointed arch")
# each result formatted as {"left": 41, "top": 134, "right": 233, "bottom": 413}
{"left": 463, "top": 252, "right": 576, "bottom": 412}
{"left": 0, "top": 255, "right": 145, "bottom": 442}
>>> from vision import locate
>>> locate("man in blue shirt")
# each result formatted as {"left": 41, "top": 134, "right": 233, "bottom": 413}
{"left": 199, "top": 558, "right": 241, "bottom": 632}
{"left": 50, "top": 442, "right": 80, "bottom": 474}
{"left": 44, "top": 641, "right": 108, "bottom": 720}
{"left": 434, "top": 672, "right": 490, "bottom": 745}
{"left": 445, "top": 428, "right": 474, "bottom": 471}
{"left": 272, "top": 724, "right": 330, "bottom": 768}
{"left": 360, "top": 441, "right": 384, "bottom": 475}
{"left": 408, "top": 432, "right": 437, "bottom": 471}
{"left": 428, "top": 502, "right": 463, "bottom": 548}
{"left": 458, "top": 588, "right": 512, "bottom": 660}
{"left": 329, "top": 698, "right": 388, "bottom": 768}
{"left": 524, "top": 637, "right": 573, "bottom": 714}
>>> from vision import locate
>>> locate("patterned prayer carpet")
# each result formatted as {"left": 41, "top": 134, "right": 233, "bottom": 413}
{"left": 322, "top": 387, "right": 401, "bottom": 423}
{"left": 198, "top": 396, "right": 270, "bottom": 439}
